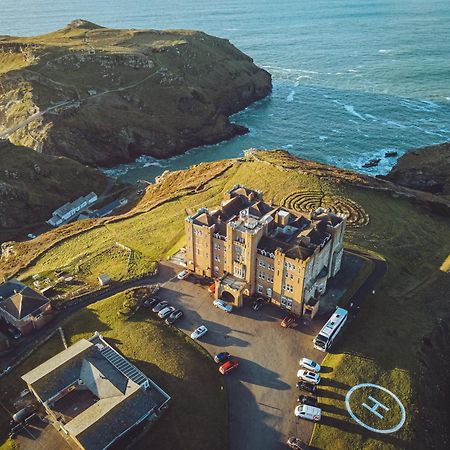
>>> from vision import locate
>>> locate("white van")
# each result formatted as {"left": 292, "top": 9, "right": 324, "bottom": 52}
{"left": 294, "top": 405, "right": 321, "bottom": 422}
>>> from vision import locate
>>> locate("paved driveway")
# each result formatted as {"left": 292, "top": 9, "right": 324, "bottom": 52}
{"left": 157, "top": 262, "right": 326, "bottom": 449}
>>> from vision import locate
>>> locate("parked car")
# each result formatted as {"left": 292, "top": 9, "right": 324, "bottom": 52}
{"left": 296, "top": 381, "right": 317, "bottom": 394}
{"left": 252, "top": 297, "right": 264, "bottom": 311}
{"left": 208, "top": 283, "right": 216, "bottom": 294}
{"left": 281, "top": 314, "right": 297, "bottom": 328}
{"left": 6, "top": 326, "right": 22, "bottom": 340}
{"left": 191, "top": 325, "right": 208, "bottom": 340}
{"left": 213, "top": 299, "right": 233, "bottom": 313}
{"left": 165, "top": 310, "right": 183, "bottom": 325}
{"left": 158, "top": 306, "right": 175, "bottom": 319}
{"left": 152, "top": 300, "right": 169, "bottom": 313}
{"left": 297, "top": 395, "right": 317, "bottom": 407}
{"left": 286, "top": 436, "right": 308, "bottom": 450}
{"left": 219, "top": 360, "right": 239, "bottom": 375}
{"left": 297, "top": 369, "right": 321, "bottom": 385}
{"left": 11, "top": 405, "right": 37, "bottom": 424}
{"left": 299, "top": 357, "right": 321, "bottom": 373}
{"left": 294, "top": 405, "right": 321, "bottom": 422}
{"left": 177, "top": 270, "right": 189, "bottom": 280}
{"left": 214, "top": 352, "right": 231, "bottom": 364}
{"left": 143, "top": 297, "right": 159, "bottom": 308}
{"left": 27, "top": 233, "right": 37, "bottom": 239}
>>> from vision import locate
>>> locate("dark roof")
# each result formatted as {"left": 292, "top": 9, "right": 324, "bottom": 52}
{"left": 0, "top": 280, "right": 49, "bottom": 319}
{"left": 194, "top": 212, "right": 214, "bottom": 226}
{"left": 220, "top": 195, "right": 249, "bottom": 220}
{"left": 74, "top": 388, "right": 156, "bottom": 450}
{"left": 22, "top": 338, "right": 159, "bottom": 450}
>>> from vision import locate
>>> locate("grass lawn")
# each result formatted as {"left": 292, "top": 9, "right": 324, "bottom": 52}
{"left": 0, "top": 291, "right": 228, "bottom": 450}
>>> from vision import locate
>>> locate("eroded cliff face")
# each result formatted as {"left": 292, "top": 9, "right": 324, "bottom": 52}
{"left": 0, "top": 139, "right": 108, "bottom": 232}
{"left": 0, "top": 20, "right": 272, "bottom": 166}
{"left": 384, "top": 142, "right": 450, "bottom": 197}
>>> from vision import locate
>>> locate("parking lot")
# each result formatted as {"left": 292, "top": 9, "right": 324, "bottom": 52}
{"left": 155, "top": 262, "right": 331, "bottom": 449}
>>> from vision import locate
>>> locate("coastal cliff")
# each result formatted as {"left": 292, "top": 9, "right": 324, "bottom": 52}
{"left": 0, "top": 139, "right": 108, "bottom": 235}
{"left": 384, "top": 142, "right": 450, "bottom": 198}
{"left": 0, "top": 20, "right": 272, "bottom": 166}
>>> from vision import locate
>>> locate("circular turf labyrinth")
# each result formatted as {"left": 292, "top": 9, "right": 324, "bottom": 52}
{"left": 282, "top": 190, "right": 369, "bottom": 228}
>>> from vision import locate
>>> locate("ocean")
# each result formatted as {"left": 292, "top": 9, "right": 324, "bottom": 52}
{"left": 2, "top": 0, "right": 450, "bottom": 183}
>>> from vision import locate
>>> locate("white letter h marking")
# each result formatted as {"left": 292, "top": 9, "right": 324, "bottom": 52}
{"left": 362, "top": 395, "right": 389, "bottom": 419}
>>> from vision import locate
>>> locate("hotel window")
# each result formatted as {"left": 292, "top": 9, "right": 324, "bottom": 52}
{"left": 214, "top": 243, "right": 221, "bottom": 250}
{"left": 266, "top": 288, "right": 272, "bottom": 297}
{"left": 257, "top": 284, "right": 263, "bottom": 294}
{"left": 258, "top": 272, "right": 265, "bottom": 280}
{"left": 214, "top": 255, "right": 220, "bottom": 262}
{"left": 267, "top": 275, "right": 274, "bottom": 283}
{"left": 259, "top": 260, "right": 266, "bottom": 268}
{"left": 281, "top": 296, "right": 293, "bottom": 309}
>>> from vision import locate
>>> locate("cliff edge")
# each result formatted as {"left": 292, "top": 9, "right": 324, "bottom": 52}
{"left": 384, "top": 142, "right": 450, "bottom": 198}
{"left": 0, "top": 20, "right": 272, "bottom": 166}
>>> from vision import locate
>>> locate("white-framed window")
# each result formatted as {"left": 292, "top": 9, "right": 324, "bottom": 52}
{"left": 257, "top": 284, "right": 263, "bottom": 294}
{"left": 267, "top": 275, "right": 274, "bottom": 283}
{"left": 214, "top": 266, "right": 219, "bottom": 276}
{"left": 268, "top": 264, "right": 274, "bottom": 271}
{"left": 258, "top": 259, "right": 266, "bottom": 268}
{"left": 214, "top": 243, "right": 221, "bottom": 250}
{"left": 214, "top": 255, "right": 220, "bottom": 262}
{"left": 266, "top": 288, "right": 272, "bottom": 297}
{"left": 258, "top": 271, "right": 265, "bottom": 280}
{"left": 281, "top": 296, "right": 293, "bottom": 309}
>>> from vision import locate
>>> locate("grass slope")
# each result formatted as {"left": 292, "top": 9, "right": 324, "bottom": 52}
{"left": 0, "top": 290, "right": 228, "bottom": 450}
{"left": 0, "top": 140, "right": 108, "bottom": 239}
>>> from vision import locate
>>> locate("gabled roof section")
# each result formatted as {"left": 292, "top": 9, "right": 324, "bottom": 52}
{"left": 80, "top": 357, "right": 128, "bottom": 399}
{"left": 0, "top": 279, "right": 49, "bottom": 319}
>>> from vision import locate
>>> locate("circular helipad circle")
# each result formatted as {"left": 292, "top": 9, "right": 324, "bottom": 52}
{"left": 345, "top": 383, "right": 406, "bottom": 434}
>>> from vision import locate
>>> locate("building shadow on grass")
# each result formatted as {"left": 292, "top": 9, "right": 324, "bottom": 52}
{"left": 317, "top": 388, "right": 345, "bottom": 401}
{"left": 319, "top": 365, "right": 333, "bottom": 374}
{"left": 319, "top": 378, "right": 351, "bottom": 390}
{"left": 320, "top": 415, "right": 410, "bottom": 448}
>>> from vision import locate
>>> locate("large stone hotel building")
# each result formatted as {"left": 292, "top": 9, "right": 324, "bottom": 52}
{"left": 185, "top": 185, "right": 345, "bottom": 317}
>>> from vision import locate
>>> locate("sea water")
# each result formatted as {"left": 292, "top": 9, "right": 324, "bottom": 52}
{"left": 1, "top": 0, "right": 449, "bottom": 183}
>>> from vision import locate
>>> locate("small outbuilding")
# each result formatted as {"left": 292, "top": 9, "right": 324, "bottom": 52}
{"left": 97, "top": 274, "right": 112, "bottom": 287}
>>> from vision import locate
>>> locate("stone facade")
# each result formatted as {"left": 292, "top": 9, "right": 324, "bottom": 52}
{"left": 185, "top": 185, "right": 345, "bottom": 316}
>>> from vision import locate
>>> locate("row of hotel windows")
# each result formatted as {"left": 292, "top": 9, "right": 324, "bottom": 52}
{"left": 258, "top": 259, "right": 274, "bottom": 271}
{"left": 258, "top": 258, "right": 296, "bottom": 272}
{"left": 256, "top": 285, "right": 293, "bottom": 310}
{"left": 257, "top": 271, "right": 274, "bottom": 283}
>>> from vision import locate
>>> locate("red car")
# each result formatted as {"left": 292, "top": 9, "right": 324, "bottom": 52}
{"left": 219, "top": 360, "right": 239, "bottom": 375}
{"left": 208, "top": 283, "right": 216, "bottom": 294}
{"left": 281, "top": 314, "right": 297, "bottom": 328}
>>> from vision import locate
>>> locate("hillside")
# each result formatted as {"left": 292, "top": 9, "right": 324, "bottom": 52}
{"left": 0, "top": 19, "right": 272, "bottom": 166}
{"left": 0, "top": 139, "right": 108, "bottom": 237}
{"left": 0, "top": 150, "right": 449, "bottom": 449}
{"left": 384, "top": 141, "right": 450, "bottom": 198}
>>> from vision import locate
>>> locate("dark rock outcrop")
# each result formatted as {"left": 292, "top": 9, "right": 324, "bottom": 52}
{"left": 384, "top": 142, "right": 450, "bottom": 196}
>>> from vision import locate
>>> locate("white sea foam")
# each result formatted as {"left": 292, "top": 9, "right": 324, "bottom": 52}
{"left": 344, "top": 104, "right": 366, "bottom": 121}
{"left": 319, "top": 135, "right": 328, "bottom": 141}
{"left": 286, "top": 90, "right": 295, "bottom": 102}
{"left": 378, "top": 49, "right": 392, "bottom": 54}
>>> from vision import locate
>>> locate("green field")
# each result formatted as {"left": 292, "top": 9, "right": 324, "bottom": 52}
{"left": 1, "top": 150, "right": 449, "bottom": 449}
{"left": 0, "top": 289, "right": 228, "bottom": 450}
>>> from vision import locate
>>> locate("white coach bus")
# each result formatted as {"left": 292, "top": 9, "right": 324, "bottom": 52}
{"left": 313, "top": 307, "right": 348, "bottom": 352}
